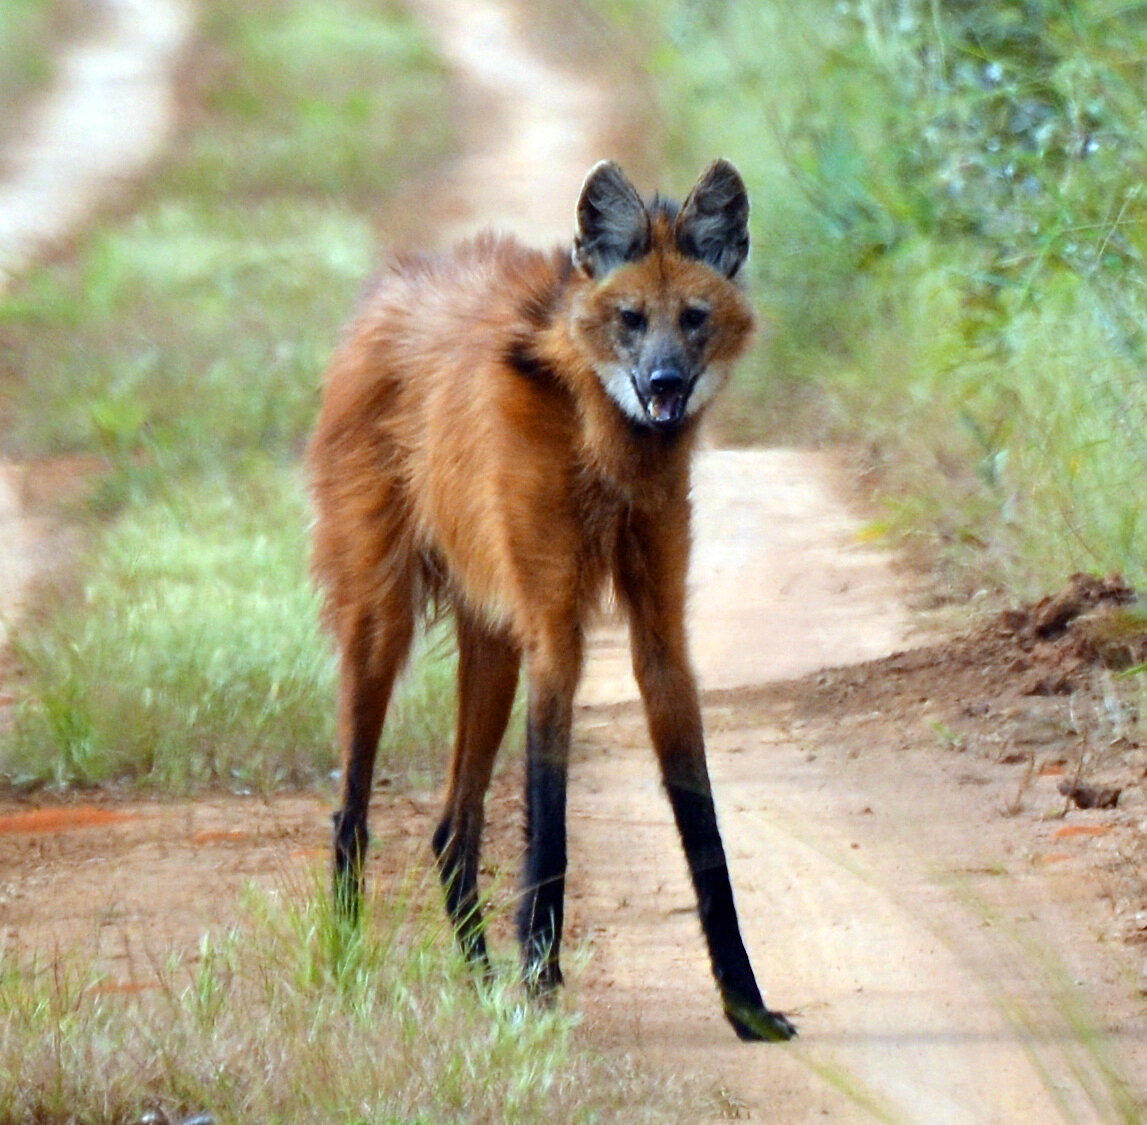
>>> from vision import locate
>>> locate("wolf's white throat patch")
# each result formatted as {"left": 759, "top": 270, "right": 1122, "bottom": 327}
{"left": 599, "top": 363, "right": 647, "bottom": 424}
{"left": 684, "top": 364, "right": 724, "bottom": 418}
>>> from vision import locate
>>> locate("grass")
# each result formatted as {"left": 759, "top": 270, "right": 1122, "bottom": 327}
{"left": 0, "top": 877, "right": 707, "bottom": 1124}
{"left": 0, "top": 0, "right": 460, "bottom": 791}
{"left": 1, "top": 201, "right": 372, "bottom": 466}
{"left": 3, "top": 470, "right": 462, "bottom": 791}
{"left": 9, "top": 475, "right": 322, "bottom": 791}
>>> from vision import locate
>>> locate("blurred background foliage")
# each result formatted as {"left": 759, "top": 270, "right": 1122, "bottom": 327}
{"left": 643, "top": 0, "right": 1147, "bottom": 597}
{"left": 0, "top": 0, "right": 87, "bottom": 146}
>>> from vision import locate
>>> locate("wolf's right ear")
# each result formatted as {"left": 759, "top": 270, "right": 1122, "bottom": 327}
{"left": 573, "top": 161, "right": 651, "bottom": 279}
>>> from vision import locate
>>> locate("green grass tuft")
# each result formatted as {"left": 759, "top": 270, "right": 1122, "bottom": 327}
{"left": 3, "top": 471, "right": 470, "bottom": 792}
{"left": 0, "top": 878, "right": 705, "bottom": 1124}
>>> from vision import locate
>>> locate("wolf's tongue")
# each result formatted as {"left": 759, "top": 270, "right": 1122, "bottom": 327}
{"left": 648, "top": 393, "right": 681, "bottom": 423}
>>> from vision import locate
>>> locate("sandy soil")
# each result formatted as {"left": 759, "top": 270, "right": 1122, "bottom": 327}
{"left": 1, "top": 1, "right": 1145, "bottom": 1122}
{"left": 0, "top": 0, "right": 191, "bottom": 287}
{"left": 0, "top": 465, "right": 50, "bottom": 653}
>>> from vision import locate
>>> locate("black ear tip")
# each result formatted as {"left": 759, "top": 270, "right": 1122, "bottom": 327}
{"left": 579, "top": 161, "right": 634, "bottom": 207}
{"left": 699, "top": 159, "right": 748, "bottom": 203}
{"left": 709, "top": 157, "right": 742, "bottom": 175}
{"left": 585, "top": 159, "right": 625, "bottom": 180}
{"left": 709, "top": 157, "right": 741, "bottom": 177}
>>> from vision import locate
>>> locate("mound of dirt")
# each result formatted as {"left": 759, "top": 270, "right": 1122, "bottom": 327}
{"left": 811, "top": 571, "right": 1146, "bottom": 719}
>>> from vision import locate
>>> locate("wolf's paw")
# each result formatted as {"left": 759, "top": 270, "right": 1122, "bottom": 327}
{"left": 726, "top": 1002, "right": 799, "bottom": 1043}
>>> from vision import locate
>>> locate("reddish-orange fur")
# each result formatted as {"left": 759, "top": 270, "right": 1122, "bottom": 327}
{"left": 311, "top": 229, "right": 750, "bottom": 653}
{"left": 308, "top": 161, "right": 796, "bottom": 1042}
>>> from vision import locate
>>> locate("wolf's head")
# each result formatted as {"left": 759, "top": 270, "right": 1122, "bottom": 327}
{"left": 569, "top": 160, "right": 755, "bottom": 433}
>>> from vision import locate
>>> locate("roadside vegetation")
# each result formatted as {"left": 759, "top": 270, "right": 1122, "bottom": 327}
{"left": 0, "top": 0, "right": 86, "bottom": 146}
{"left": 0, "top": 0, "right": 459, "bottom": 793}
{"left": 0, "top": 880, "right": 702, "bottom": 1124}
{"left": 638, "top": 0, "right": 1147, "bottom": 602}
{"left": 625, "top": 0, "right": 1147, "bottom": 926}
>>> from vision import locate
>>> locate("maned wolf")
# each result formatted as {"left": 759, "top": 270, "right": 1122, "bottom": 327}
{"left": 308, "top": 159, "right": 796, "bottom": 1042}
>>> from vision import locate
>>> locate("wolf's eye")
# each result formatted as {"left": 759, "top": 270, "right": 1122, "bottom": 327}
{"left": 679, "top": 305, "right": 709, "bottom": 331}
{"left": 618, "top": 307, "right": 647, "bottom": 332}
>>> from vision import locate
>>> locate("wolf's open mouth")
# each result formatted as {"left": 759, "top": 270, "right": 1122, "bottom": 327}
{"left": 647, "top": 394, "right": 680, "bottom": 422}
{"left": 645, "top": 390, "right": 686, "bottom": 426}
{"left": 637, "top": 380, "right": 688, "bottom": 428}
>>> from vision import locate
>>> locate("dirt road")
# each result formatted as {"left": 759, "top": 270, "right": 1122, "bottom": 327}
{"left": 406, "top": 8, "right": 1145, "bottom": 1117}
{"left": 0, "top": 0, "right": 191, "bottom": 651}
{"left": 0, "top": 0, "right": 190, "bottom": 287}
{"left": 1, "top": 1, "right": 1144, "bottom": 1121}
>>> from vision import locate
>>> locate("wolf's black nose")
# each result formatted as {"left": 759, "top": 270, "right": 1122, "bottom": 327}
{"left": 649, "top": 368, "right": 686, "bottom": 395}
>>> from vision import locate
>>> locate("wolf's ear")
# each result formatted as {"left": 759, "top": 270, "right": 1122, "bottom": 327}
{"left": 675, "top": 159, "right": 750, "bottom": 279}
{"left": 573, "top": 161, "right": 651, "bottom": 278}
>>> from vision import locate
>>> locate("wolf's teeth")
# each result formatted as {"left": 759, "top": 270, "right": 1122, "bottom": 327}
{"left": 648, "top": 393, "right": 685, "bottom": 423}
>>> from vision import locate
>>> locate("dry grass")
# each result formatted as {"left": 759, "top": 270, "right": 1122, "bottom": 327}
{"left": 0, "top": 876, "right": 707, "bottom": 1124}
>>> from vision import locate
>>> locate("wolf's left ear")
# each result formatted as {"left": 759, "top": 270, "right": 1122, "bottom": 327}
{"left": 573, "top": 161, "right": 651, "bottom": 278}
{"left": 675, "top": 159, "right": 750, "bottom": 279}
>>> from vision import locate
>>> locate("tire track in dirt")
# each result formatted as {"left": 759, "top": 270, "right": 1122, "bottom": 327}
{"left": 0, "top": 0, "right": 191, "bottom": 286}
{"left": 409, "top": 0, "right": 609, "bottom": 250}
{"left": 0, "top": 467, "right": 47, "bottom": 653}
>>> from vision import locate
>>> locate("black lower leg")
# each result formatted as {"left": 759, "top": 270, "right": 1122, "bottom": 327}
{"left": 333, "top": 723, "right": 382, "bottom": 923}
{"left": 432, "top": 817, "right": 491, "bottom": 970}
{"left": 666, "top": 780, "right": 797, "bottom": 1042}
{"left": 329, "top": 610, "right": 412, "bottom": 926}
{"left": 517, "top": 707, "right": 569, "bottom": 994}
{"left": 332, "top": 803, "right": 368, "bottom": 923}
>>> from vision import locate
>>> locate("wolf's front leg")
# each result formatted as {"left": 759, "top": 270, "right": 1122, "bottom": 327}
{"left": 618, "top": 518, "right": 797, "bottom": 1042}
{"left": 517, "top": 638, "right": 580, "bottom": 994}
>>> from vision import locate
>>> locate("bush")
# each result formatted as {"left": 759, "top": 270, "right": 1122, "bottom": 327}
{"left": 647, "top": 0, "right": 1147, "bottom": 595}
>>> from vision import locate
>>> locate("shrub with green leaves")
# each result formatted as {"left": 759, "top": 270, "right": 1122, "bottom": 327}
{"left": 646, "top": 0, "right": 1147, "bottom": 595}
